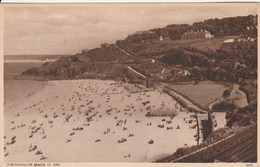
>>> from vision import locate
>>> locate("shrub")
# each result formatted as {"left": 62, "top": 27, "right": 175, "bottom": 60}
{"left": 212, "top": 100, "right": 236, "bottom": 111}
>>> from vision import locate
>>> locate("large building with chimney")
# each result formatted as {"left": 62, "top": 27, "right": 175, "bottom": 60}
{"left": 181, "top": 29, "right": 214, "bottom": 40}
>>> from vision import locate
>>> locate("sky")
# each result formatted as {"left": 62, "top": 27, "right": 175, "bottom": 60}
{"left": 4, "top": 3, "right": 258, "bottom": 55}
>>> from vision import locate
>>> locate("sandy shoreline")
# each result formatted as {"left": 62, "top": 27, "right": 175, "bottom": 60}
{"left": 4, "top": 79, "right": 198, "bottom": 162}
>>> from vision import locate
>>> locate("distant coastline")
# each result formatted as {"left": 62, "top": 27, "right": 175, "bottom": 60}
{"left": 4, "top": 59, "right": 57, "bottom": 63}
{"left": 4, "top": 54, "right": 71, "bottom": 62}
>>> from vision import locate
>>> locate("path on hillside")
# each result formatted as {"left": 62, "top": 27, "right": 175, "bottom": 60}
{"left": 127, "top": 66, "right": 147, "bottom": 79}
{"left": 115, "top": 45, "right": 132, "bottom": 56}
{"left": 208, "top": 84, "right": 248, "bottom": 110}
{"left": 208, "top": 85, "right": 236, "bottom": 110}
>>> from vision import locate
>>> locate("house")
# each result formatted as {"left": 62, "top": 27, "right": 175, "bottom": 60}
{"left": 181, "top": 29, "right": 214, "bottom": 40}
{"left": 82, "top": 49, "right": 89, "bottom": 54}
{"left": 177, "top": 69, "right": 190, "bottom": 77}
{"left": 134, "top": 30, "right": 154, "bottom": 35}
{"left": 221, "top": 37, "right": 257, "bottom": 50}
{"left": 207, "top": 59, "right": 216, "bottom": 65}
{"left": 221, "top": 39, "right": 235, "bottom": 50}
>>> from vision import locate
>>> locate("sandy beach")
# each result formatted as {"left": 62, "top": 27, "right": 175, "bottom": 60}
{"left": 4, "top": 79, "right": 198, "bottom": 162}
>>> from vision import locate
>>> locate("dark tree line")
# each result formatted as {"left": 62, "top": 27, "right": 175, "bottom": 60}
{"left": 125, "top": 15, "right": 257, "bottom": 41}
{"left": 162, "top": 15, "right": 257, "bottom": 40}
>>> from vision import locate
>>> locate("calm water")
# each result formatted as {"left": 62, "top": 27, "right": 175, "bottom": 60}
{"left": 4, "top": 62, "right": 46, "bottom": 106}
{"left": 4, "top": 62, "right": 43, "bottom": 78}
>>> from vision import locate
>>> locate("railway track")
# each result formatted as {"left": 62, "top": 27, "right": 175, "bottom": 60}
{"left": 168, "top": 124, "right": 257, "bottom": 162}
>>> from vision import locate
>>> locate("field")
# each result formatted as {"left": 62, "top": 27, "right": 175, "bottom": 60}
{"left": 166, "top": 81, "right": 226, "bottom": 108}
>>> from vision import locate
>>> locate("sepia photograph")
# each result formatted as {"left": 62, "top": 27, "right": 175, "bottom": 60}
{"left": 2, "top": 3, "right": 258, "bottom": 163}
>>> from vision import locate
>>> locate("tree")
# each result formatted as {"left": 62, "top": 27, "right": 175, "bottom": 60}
{"left": 222, "top": 89, "right": 231, "bottom": 99}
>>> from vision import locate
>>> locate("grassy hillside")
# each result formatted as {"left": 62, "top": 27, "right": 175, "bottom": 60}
{"left": 21, "top": 15, "right": 257, "bottom": 84}
{"left": 117, "top": 37, "right": 225, "bottom": 58}
{"left": 85, "top": 44, "right": 133, "bottom": 62}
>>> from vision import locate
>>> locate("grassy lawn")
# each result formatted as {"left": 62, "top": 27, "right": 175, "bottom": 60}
{"left": 166, "top": 81, "right": 226, "bottom": 108}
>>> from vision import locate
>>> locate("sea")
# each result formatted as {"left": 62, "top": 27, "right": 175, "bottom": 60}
{"left": 4, "top": 56, "right": 61, "bottom": 106}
